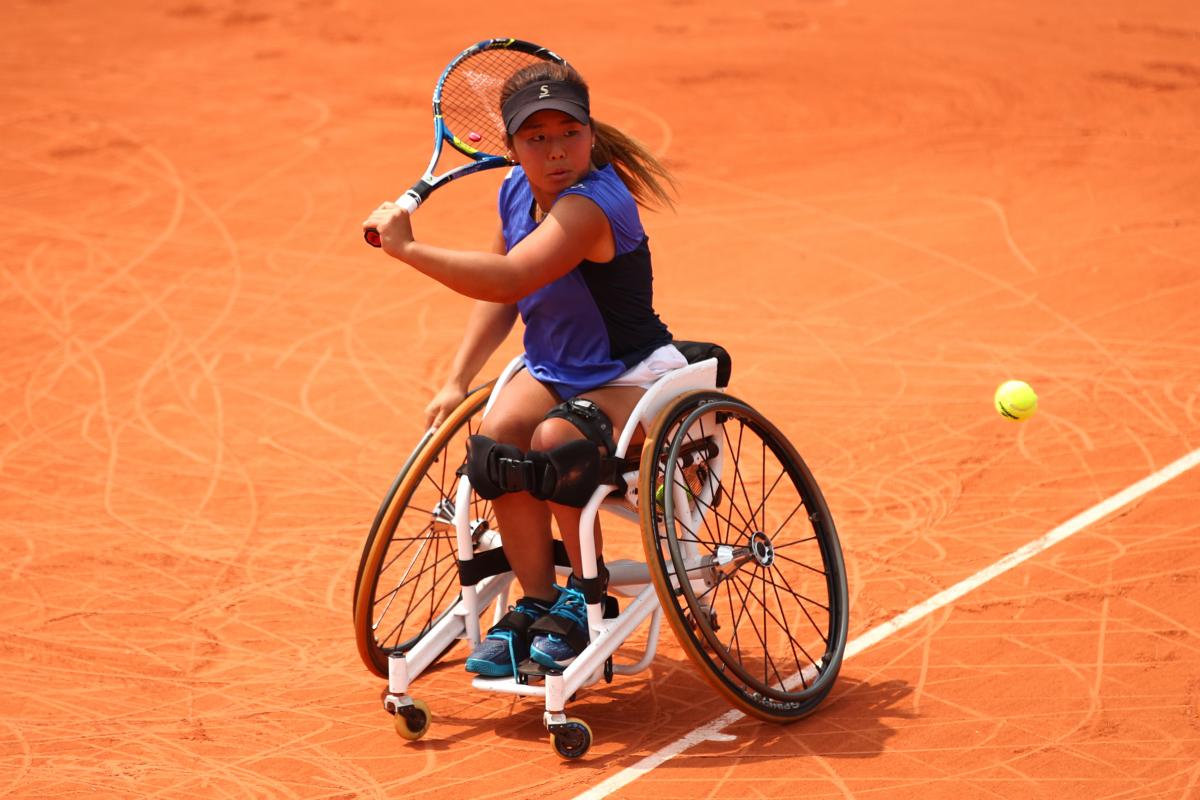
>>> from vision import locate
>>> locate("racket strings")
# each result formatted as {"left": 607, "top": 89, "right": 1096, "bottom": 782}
{"left": 440, "top": 50, "right": 548, "bottom": 157}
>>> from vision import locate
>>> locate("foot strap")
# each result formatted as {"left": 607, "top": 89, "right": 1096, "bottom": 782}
{"left": 486, "top": 605, "right": 540, "bottom": 639}
{"left": 528, "top": 613, "right": 589, "bottom": 654}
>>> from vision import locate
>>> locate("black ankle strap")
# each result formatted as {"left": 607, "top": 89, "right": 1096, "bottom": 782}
{"left": 571, "top": 561, "right": 610, "bottom": 605}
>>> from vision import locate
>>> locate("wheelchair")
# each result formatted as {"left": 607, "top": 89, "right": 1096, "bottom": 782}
{"left": 353, "top": 341, "right": 849, "bottom": 759}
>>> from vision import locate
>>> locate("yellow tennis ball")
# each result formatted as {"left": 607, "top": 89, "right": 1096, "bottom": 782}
{"left": 654, "top": 480, "right": 696, "bottom": 506}
{"left": 994, "top": 380, "right": 1038, "bottom": 421}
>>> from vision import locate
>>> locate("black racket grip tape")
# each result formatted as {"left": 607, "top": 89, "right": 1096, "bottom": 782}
{"left": 364, "top": 228, "right": 382, "bottom": 248}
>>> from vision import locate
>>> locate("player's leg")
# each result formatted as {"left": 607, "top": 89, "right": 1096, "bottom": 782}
{"left": 525, "top": 384, "right": 646, "bottom": 669}
{"left": 464, "top": 370, "right": 560, "bottom": 676}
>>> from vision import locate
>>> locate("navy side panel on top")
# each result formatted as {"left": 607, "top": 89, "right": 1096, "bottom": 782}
{"left": 499, "top": 164, "right": 672, "bottom": 398}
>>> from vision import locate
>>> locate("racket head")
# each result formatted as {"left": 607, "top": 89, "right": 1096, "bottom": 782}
{"left": 434, "top": 39, "right": 570, "bottom": 162}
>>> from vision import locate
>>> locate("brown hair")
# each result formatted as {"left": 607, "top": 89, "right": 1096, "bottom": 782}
{"left": 501, "top": 62, "right": 676, "bottom": 210}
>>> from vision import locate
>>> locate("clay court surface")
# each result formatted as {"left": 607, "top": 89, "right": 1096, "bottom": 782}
{"left": 4, "top": 0, "right": 1200, "bottom": 796}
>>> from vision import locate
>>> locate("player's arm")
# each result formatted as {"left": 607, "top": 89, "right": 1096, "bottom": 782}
{"left": 370, "top": 195, "right": 608, "bottom": 303}
{"left": 444, "top": 227, "right": 519, "bottom": 388}
{"left": 423, "top": 227, "right": 519, "bottom": 426}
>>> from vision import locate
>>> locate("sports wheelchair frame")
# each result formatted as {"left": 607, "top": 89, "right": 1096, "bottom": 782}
{"left": 353, "top": 342, "right": 849, "bottom": 758}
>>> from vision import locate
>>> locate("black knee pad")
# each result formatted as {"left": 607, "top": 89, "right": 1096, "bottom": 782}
{"left": 527, "top": 439, "right": 602, "bottom": 507}
{"left": 465, "top": 434, "right": 528, "bottom": 500}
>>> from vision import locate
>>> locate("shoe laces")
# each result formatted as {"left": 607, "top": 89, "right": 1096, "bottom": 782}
{"left": 484, "top": 596, "right": 549, "bottom": 641}
{"left": 512, "top": 596, "right": 549, "bottom": 620}
{"left": 550, "top": 580, "right": 588, "bottom": 628}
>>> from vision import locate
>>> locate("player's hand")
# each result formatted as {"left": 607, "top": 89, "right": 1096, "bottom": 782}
{"left": 424, "top": 382, "right": 468, "bottom": 429}
{"left": 362, "top": 202, "right": 414, "bottom": 258}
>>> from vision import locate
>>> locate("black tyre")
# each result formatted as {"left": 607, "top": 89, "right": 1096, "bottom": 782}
{"left": 550, "top": 719, "right": 592, "bottom": 759}
{"left": 640, "top": 390, "right": 849, "bottom": 721}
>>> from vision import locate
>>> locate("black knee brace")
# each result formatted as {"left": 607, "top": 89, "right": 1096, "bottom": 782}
{"left": 466, "top": 398, "right": 628, "bottom": 504}
{"left": 527, "top": 439, "right": 603, "bottom": 507}
{"left": 465, "top": 435, "right": 529, "bottom": 500}
{"left": 526, "top": 398, "right": 626, "bottom": 507}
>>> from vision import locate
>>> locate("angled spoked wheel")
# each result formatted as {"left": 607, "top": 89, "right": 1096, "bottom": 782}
{"left": 640, "top": 390, "right": 849, "bottom": 721}
{"left": 354, "top": 382, "right": 498, "bottom": 677}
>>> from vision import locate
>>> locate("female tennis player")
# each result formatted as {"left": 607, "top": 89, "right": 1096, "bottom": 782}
{"left": 362, "top": 62, "right": 684, "bottom": 677}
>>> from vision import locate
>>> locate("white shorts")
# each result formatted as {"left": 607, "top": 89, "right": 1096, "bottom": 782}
{"left": 607, "top": 344, "right": 689, "bottom": 390}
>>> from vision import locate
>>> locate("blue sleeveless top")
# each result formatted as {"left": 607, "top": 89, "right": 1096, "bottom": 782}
{"left": 499, "top": 164, "right": 673, "bottom": 399}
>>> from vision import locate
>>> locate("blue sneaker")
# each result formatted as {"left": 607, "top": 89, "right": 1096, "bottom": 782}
{"left": 529, "top": 578, "right": 591, "bottom": 670}
{"left": 465, "top": 596, "right": 553, "bottom": 678}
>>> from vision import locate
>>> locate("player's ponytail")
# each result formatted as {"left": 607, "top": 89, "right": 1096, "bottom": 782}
{"left": 590, "top": 119, "right": 676, "bottom": 211}
{"left": 501, "top": 63, "right": 676, "bottom": 210}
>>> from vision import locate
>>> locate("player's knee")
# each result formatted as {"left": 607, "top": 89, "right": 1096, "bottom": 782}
{"left": 477, "top": 412, "right": 532, "bottom": 450}
{"left": 530, "top": 416, "right": 582, "bottom": 452}
{"left": 527, "top": 439, "right": 602, "bottom": 507}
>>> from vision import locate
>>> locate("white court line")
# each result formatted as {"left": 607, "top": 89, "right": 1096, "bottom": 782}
{"left": 573, "top": 446, "right": 1200, "bottom": 800}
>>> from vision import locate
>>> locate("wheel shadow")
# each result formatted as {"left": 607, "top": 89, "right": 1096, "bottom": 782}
{"left": 391, "top": 652, "right": 913, "bottom": 761}
{"left": 721, "top": 674, "right": 917, "bottom": 760}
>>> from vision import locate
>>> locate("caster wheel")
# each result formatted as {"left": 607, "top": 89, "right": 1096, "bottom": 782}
{"left": 393, "top": 698, "right": 431, "bottom": 741}
{"left": 550, "top": 718, "right": 592, "bottom": 759}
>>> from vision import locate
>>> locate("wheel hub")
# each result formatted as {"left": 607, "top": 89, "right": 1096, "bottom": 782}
{"left": 749, "top": 531, "right": 775, "bottom": 567}
{"left": 430, "top": 498, "right": 455, "bottom": 532}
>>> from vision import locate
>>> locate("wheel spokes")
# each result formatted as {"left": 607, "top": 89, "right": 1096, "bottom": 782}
{"left": 368, "top": 400, "right": 496, "bottom": 655}
{"left": 658, "top": 397, "right": 840, "bottom": 705}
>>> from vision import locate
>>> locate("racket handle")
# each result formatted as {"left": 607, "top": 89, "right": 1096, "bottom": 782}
{"left": 364, "top": 192, "right": 422, "bottom": 248}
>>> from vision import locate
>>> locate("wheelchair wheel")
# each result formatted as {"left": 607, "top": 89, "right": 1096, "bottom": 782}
{"left": 640, "top": 390, "right": 849, "bottom": 721}
{"left": 354, "top": 382, "right": 496, "bottom": 677}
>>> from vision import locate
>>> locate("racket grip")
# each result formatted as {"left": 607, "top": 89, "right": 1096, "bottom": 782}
{"left": 363, "top": 192, "right": 422, "bottom": 248}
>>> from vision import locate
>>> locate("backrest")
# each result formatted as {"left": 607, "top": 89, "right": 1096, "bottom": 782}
{"left": 672, "top": 341, "right": 732, "bottom": 388}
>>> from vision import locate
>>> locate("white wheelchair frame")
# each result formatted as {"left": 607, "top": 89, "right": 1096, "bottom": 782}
{"left": 382, "top": 351, "right": 725, "bottom": 740}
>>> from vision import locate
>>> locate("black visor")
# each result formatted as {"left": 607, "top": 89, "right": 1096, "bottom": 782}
{"left": 502, "top": 80, "right": 590, "bottom": 135}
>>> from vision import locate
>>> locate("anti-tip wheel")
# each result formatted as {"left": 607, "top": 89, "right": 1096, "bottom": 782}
{"left": 393, "top": 698, "right": 431, "bottom": 741}
{"left": 550, "top": 718, "right": 592, "bottom": 759}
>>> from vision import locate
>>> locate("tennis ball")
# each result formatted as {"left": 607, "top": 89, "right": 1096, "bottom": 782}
{"left": 994, "top": 380, "right": 1038, "bottom": 421}
{"left": 654, "top": 481, "right": 693, "bottom": 507}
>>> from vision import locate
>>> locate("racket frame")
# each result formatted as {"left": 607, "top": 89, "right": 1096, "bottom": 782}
{"left": 365, "top": 38, "right": 568, "bottom": 245}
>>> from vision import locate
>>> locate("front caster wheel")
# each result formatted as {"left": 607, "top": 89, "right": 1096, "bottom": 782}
{"left": 550, "top": 718, "right": 592, "bottom": 759}
{"left": 393, "top": 698, "right": 431, "bottom": 741}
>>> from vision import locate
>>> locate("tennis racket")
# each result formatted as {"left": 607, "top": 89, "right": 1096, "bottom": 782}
{"left": 364, "top": 38, "right": 569, "bottom": 247}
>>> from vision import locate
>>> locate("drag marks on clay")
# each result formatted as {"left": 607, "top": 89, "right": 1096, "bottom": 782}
{"left": 6, "top": 1, "right": 1200, "bottom": 795}
{"left": 602, "top": 71, "right": 1200, "bottom": 787}
{"left": 0, "top": 68, "right": 414, "bottom": 791}
{"left": 678, "top": 166, "right": 1195, "bottom": 458}
{"left": 1114, "top": 22, "right": 1200, "bottom": 41}
{"left": 595, "top": 96, "right": 675, "bottom": 162}
{"left": 597, "top": 470, "right": 1200, "bottom": 798}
